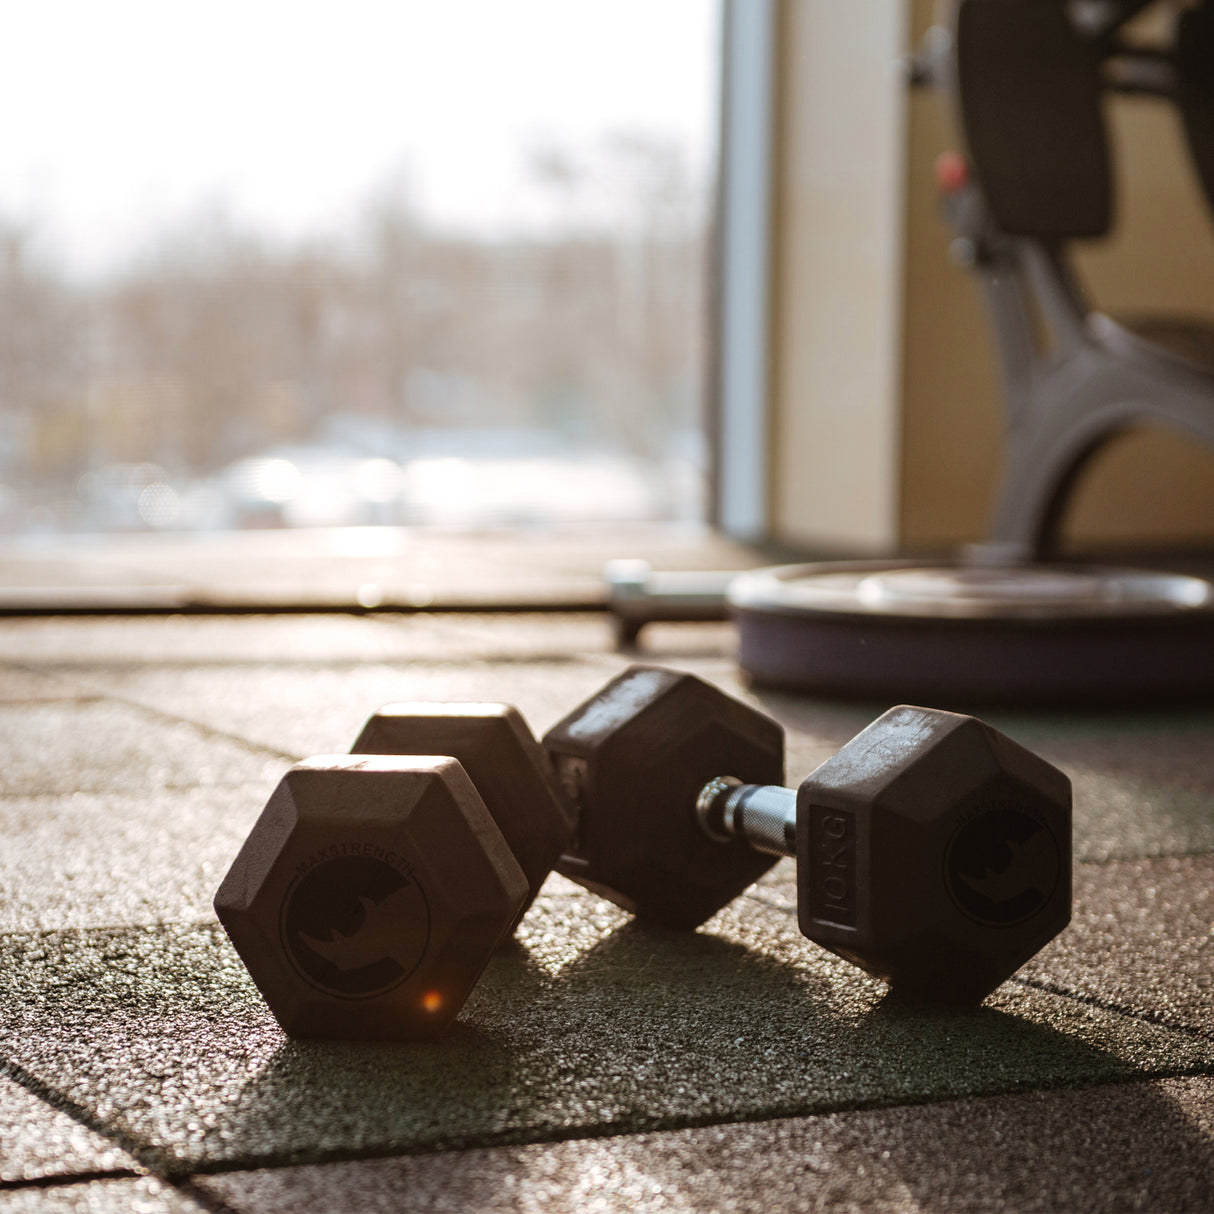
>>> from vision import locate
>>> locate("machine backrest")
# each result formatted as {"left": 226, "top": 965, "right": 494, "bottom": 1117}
{"left": 1178, "top": 0, "right": 1214, "bottom": 216}
{"left": 955, "top": 0, "right": 1112, "bottom": 239}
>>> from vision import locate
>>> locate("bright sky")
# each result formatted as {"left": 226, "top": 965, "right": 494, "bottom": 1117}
{"left": 0, "top": 0, "right": 719, "bottom": 276}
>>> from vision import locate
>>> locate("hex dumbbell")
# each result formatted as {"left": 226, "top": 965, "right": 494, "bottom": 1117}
{"left": 543, "top": 666, "right": 1071, "bottom": 1004}
{"left": 214, "top": 703, "right": 571, "bottom": 1040}
{"left": 217, "top": 667, "right": 1072, "bottom": 1039}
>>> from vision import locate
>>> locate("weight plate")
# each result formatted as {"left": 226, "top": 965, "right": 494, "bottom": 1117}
{"left": 729, "top": 561, "right": 1214, "bottom": 704}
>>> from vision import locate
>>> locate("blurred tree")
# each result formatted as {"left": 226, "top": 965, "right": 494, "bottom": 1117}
{"left": 0, "top": 129, "right": 708, "bottom": 529}
{"left": 0, "top": 222, "right": 87, "bottom": 491}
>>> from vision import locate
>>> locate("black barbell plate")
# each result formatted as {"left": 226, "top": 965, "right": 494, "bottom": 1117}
{"left": 729, "top": 561, "right": 1214, "bottom": 706}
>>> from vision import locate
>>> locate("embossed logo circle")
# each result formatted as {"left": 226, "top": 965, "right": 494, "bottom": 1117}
{"left": 945, "top": 806, "right": 1061, "bottom": 927}
{"left": 280, "top": 851, "right": 430, "bottom": 999}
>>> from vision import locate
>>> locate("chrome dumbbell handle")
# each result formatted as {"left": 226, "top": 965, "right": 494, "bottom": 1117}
{"left": 696, "top": 776, "right": 796, "bottom": 858}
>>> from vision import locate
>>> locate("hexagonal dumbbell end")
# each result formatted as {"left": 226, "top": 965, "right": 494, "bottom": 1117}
{"left": 543, "top": 666, "right": 784, "bottom": 928}
{"left": 214, "top": 755, "right": 527, "bottom": 1040}
{"left": 796, "top": 706, "right": 1071, "bottom": 1003}
{"left": 350, "top": 702, "right": 572, "bottom": 928}
{"left": 550, "top": 664, "right": 1071, "bottom": 1004}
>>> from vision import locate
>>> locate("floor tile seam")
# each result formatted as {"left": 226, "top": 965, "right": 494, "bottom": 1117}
{"left": 1010, "top": 974, "right": 1214, "bottom": 1043}
{"left": 1, "top": 1173, "right": 232, "bottom": 1214}
{"left": 11, "top": 675, "right": 306, "bottom": 766}
{"left": 364, "top": 609, "right": 611, "bottom": 631}
{"left": 0, "top": 602, "right": 614, "bottom": 618}
{"left": 0, "top": 695, "right": 110, "bottom": 707}
{"left": 5, "top": 651, "right": 617, "bottom": 674}
{"left": 1, "top": 651, "right": 627, "bottom": 762}
{"left": 0, "top": 1168, "right": 144, "bottom": 1194}
{"left": 151, "top": 1105, "right": 855, "bottom": 1179}
{"left": 0, "top": 783, "right": 275, "bottom": 806}
{"left": 1068, "top": 847, "right": 1214, "bottom": 867}
{"left": 168, "top": 1068, "right": 1214, "bottom": 1181}
{"left": 0, "top": 1057, "right": 165, "bottom": 1184}
{"left": 174, "top": 1177, "right": 242, "bottom": 1214}
{"left": 15, "top": 659, "right": 411, "bottom": 672}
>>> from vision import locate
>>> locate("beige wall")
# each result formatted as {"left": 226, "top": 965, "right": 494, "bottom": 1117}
{"left": 768, "top": 0, "right": 1214, "bottom": 554}
{"left": 768, "top": 1, "right": 909, "bottom": 552}
{"left": 898, "top": 66, "right": 1004, "bottom": 550}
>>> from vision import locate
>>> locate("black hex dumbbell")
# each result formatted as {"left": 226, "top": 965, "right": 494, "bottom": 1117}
{"left": 543, "top": 666, "right": 1071, "bottom": 1004}
{"left": 215, "top": 702, "right": 571, "bottom": 1040}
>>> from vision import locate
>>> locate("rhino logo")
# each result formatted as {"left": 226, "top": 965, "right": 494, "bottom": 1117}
{"left": 946, "top": 807, "right": 1061, "bottom": 927}
{"left": 297, "top": 886, "right": 425, "bottom": 972}
{"left": 281, "top": 854, "right": 431, "bottom": 998}
{"left": 956, "top": 829, "right": 1058, "bottom": 906}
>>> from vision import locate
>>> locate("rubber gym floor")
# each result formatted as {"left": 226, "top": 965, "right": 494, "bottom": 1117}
{"left": 1, "top": 530, "right": 1212, "bottom": 1213}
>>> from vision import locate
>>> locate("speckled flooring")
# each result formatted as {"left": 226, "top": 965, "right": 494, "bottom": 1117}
{"left": 1, "top": 538, "right": 1212, "bottom": 1212}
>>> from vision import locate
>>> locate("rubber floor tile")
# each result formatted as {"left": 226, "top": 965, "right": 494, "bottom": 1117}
{"left": 197, "top": 1075, "right": 1214, "bottom": 1214}
{"left": 0, "top": 611, "right": 705, "bottom": 673}
{"left": 1019, "top": 852, "right": 1214, "bottom": 1035}
{"left": 0, "top": 702, "right": 283, "bottom": 798}
{"left": 749, "top": 852, "right": 1214, "bottom": 1038}
{"left": 1, "top": 901, "right": 1209, "bottom": 1175}
{"left": 982, "top": 707, "right": 1214, "bottom": 863}
{"left": 365, "top": 612, "right": 638, "bottom": 661}
{"left": 0, "top": 1075, "right": 138, "bottom": 1185}
{"left": 0, "top": 668, "right": 90, "bottom": 703}
{"left": 0, "top": 785, "right": 274, "bottom": 932}
{"left": 0, "top": 615, "right": 427, "bottom": 667}
{"left": 55, "top": 663, "right": 618, "bottom": 764}
{"left": 63, "top": 655, "right": 752, "bottom": 765}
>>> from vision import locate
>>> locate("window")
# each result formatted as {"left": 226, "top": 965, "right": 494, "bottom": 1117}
{"left": 0, "top": 1, "right": 719, "bottom": 535}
